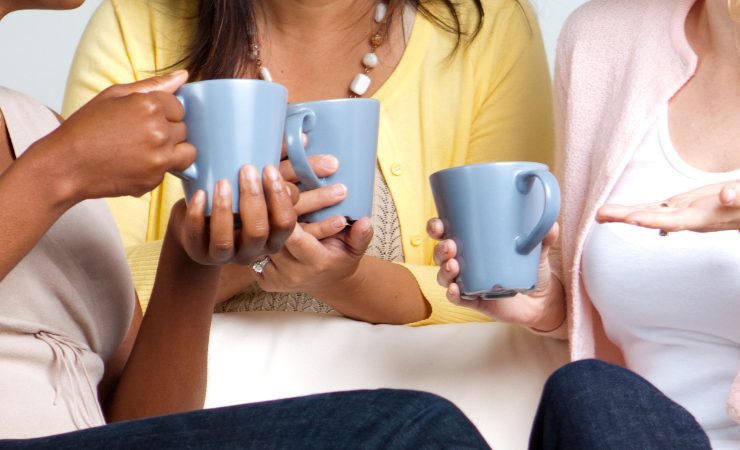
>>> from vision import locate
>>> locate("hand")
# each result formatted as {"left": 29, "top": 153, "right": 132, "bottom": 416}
{"left": 426, "top": 218, "right": 564, "bottom": 331}
{"left": 169, "top": 164, "right": 297, "bottom": 265}
{"left": 254, "top": 216, "right": 374, "bottom": 297}
{"left": 35, "top": 70, "right": 194, "bottom": 203}
{"left": 596, "top": 180, "right": 740, "bottom": 233}
{"left": 278, "top": 150, "right": 347, "bottom": 218}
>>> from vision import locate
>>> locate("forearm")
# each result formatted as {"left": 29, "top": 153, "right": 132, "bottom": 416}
{"left": 312, "top": 256, "right": 430, "bottom": 324}
{"left": 104, "top": 229, "right": 220, "bottom": 422}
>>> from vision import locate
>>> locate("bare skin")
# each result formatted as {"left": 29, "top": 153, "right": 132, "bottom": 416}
{"left": 1, "top": 0, "right": 303, "bottom": 420}
{"left": 217, "top": 0, "right": 430, "bottom": 324}
{"left": 428, "top": 0, "right": 739, "bottom": 330}
{"left": 597, "top": 0, "right": 740, "bottom": 233}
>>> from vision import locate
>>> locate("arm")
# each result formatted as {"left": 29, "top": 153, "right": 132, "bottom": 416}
{"left": 104, "top": 164, "right": 297, "bottom": 420}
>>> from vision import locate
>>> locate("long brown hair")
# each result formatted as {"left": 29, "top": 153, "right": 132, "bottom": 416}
{"left": 179, "top": 0, "right": 485, "bottom": 81}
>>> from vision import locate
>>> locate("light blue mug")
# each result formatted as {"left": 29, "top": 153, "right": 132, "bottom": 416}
{"left": 285, "top": 98, "right": 380, "bottom": 223}
{"left": 174, "top": 79, "right": 288, "bottom": 215}
{"left": 429, "top": 162, "right": 561, "bottom": 299}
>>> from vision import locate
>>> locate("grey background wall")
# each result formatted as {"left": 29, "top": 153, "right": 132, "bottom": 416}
{"left": 0, "top": 0, "right": 586, "bottom": 111}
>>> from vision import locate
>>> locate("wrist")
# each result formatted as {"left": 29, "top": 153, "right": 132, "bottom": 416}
{"left": 23, "top": 133, "right": 83, "bottom": 208}
{"left": 309, "top": 257, "right": 368, "bottom": 301}
{"left": 14, "top": 139, "right": 79, "bottom": 212}
{"left": 529, "top": 274, "right": 566, "bottom": 332}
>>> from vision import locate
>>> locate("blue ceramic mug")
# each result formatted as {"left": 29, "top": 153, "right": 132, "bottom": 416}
{"left": 174, "top": 79, "right": 288, "bottom": 214}
{"left": 429, "top": 162, "right": 561, "bottom": 299}
{"left": 285, "top": 98, "right": 380, "bottom": 223}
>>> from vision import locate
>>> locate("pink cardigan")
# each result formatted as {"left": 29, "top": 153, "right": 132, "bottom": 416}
{"left": 549, "top": 0, "right": 740, "bottom": 424}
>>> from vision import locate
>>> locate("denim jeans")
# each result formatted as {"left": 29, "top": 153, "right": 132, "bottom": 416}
{"left": 1, "top": 389, "right": 490, "bottom": 449}
{"left": 529, "top": 359, "right": 712, "bottom": 450}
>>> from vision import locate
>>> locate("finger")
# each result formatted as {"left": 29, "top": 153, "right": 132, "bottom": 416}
{"left": 181, "top": 192, "right": 208, "bottom": 262}
{"left": 436, "top": 257, "right": 460, "bottom": 288}
{"left": 208, "top": 180, "right": 235, "bottom": 262}
{"left": 295, "top": 184, "right": 347, "bottom": 216}
{"left": 301, "top": 216, "right": 348, "bottom": 240}
{"left": 280, "top": 222, "right": 326, "bottom": 262}
{"left": 720, "top": 185, "right": 738, "bottom": 206}
{"left": 595, "top": 204, "right": 638, "bottom": 223}
{"left": 105, "top": 70, "right": 188, "bottom": 98}
{"left": 279, "top": 155, "right": 338, "bottom": 182}
{"left": 433, "top": 239, "right": 457, "bottom": 266}
{"left": 625, "top": 209, "right": 701, "bottom": 232}
{"left": 343, "top": 217, "right": 373, "bottom": 257}
{"left": 235, "top": 165, "right": 269, "bottom": 263}
{"left": 426, "top": 218, "right": 445, "bottom": 240}
{"left": 169, "top": 121, "right": 187, "bottom": 144}
{"left": 287, "top": 182, "right": 300, "bottom": 205}
{"left": 147, "top": 90, "right": 186, "bottom": 122}
{"left": 263, "top": 165, "right": 298, "bottom": 253}
{"left": 446, "top": 282, "right": 464, "bottom": 306}
{"left": 167, "top": 142, "right": 197, "bottom": 173}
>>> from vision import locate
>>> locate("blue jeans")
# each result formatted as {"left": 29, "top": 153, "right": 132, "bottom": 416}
{"left": 1, "top": 389, "right": 489, "bottom": 449}
{"left": 529, "top": 359, "right": 712, "bottom": 449}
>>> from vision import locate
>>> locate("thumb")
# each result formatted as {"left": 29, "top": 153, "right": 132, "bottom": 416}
{"left": 105, "top": 70, "right": 189, "bottom": 97}
{"left": 344, "top": 217, "right": 373, "bottom": 257}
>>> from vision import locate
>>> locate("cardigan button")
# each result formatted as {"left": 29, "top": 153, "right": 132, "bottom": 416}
{"left": 728, "top": 405, "right": 739, "bottom": 420}
{"left": 410, "top": 234, "right": 423, "bottom": 246}
{"left": 390, "top": 163, "right": 402, "bottom": 176}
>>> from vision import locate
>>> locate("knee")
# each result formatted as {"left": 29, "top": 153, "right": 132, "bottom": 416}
{"left": 542, "top": 359, "right": 618, "bottom": 405}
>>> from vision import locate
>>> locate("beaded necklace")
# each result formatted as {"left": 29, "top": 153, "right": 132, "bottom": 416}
{"left": 250, "top": 2, "right": 389, "bottom": 97}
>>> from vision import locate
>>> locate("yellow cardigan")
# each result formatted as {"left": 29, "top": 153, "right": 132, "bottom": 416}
{"left": 63, "top": 0, "right": 554, "bottom": 324}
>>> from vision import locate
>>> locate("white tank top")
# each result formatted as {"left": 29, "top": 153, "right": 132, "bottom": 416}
{"left": 582, "top": 104, "right": 740, "bottom": 448}
{"left": 0, "top": 87, "right": 135, "bottom": 438}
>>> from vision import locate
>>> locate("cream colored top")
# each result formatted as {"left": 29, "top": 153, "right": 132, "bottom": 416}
{"left": 0, "top": 87, "right": 135, "bottom": 438}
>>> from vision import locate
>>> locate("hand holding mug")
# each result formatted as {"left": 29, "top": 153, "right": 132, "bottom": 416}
{"left": 36, "top": 70, "right": 194, "bottom": 203}
{"left": 169, "top": 164, "right": 297, "bottom": 266}
{"left": 428, "top": 218, "right": 564, "bottom": 330}
{"left": 253, "top": 216, "right": 374, "bottom": 297}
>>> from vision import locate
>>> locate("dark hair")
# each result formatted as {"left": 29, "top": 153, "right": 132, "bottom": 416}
{"left": 179, "top": 0, "right": 484, "bottom": 81}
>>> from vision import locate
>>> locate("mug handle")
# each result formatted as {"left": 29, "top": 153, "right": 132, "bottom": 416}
{"left": 514, "top": 169, "right": 561, "bottom": 255}
{"left": 170, "top": 94, "right": 198, "bottom": 180}
{"left": 285, "top": 108, "right": 324, "bottom": 190}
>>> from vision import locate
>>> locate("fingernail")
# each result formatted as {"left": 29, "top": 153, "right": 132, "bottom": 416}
{"left": 331, "top": 184, "right": 347, "bottom": 198}
{"left": 242, "top": 165, "right": 260, "bottom": 194}
{"left": 218, "top": 179, "right": 231, "bottom": 197}
{"left": 265, "top": 165, "right": 280, "bottom": 182}
{"left": 445, "top": 260, "right": 453, "bottom": 272}
{"left": 320, "top": 156, "right": 339, "bottom": 171}
{"left": 332, "top": 217, "right": 347, "bottom": 230}
{"left": 192, "top": 190, "right": 205, "bottom": 206}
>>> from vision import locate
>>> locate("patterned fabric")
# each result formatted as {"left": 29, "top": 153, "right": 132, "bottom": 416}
{"left": 216, "top": 165, "right": 404, "bottom": 314}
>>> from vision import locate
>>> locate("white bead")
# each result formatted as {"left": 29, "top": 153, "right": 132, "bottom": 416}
{"left": 362, "top": 52, "right": 379, "bottom": 68}
{"left": 259, "top": 67, "right": 273, "bottom": 82}
{"left": 350, "top": 73, "right": 371, "bottom": 96}
{"left": 374, "top": 2, "right": 387, "bottom": 23}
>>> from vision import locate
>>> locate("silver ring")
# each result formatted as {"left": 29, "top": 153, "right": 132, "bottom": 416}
{"left": 251, "top": 256, "right": 271, "bottom": 274}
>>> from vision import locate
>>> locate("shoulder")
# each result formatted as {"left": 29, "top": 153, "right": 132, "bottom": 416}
{"left": 558, "top": 0, "right": 675, "bottom": 59}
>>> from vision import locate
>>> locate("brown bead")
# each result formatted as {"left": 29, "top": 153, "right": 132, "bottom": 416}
{"left": 370, "top": 33, "right": 384, "bottom": 48}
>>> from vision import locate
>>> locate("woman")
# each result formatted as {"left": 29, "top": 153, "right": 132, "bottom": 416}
{"left": 429, "top": 0, "right": 739, "bottom": 447}
{"left": 0, "top": 0, "right": 490, "bottom": 446}
{"left": 62, "top": 0, "right": 554, "bottom": 325}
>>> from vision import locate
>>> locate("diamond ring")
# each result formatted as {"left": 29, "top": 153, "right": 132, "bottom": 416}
{"left": 252, "top": 256, "right": 271, "bottom": 274}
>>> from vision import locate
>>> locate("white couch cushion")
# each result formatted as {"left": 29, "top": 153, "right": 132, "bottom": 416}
{"left": 206, "top": 311, "right": 568, "bottom": 449}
